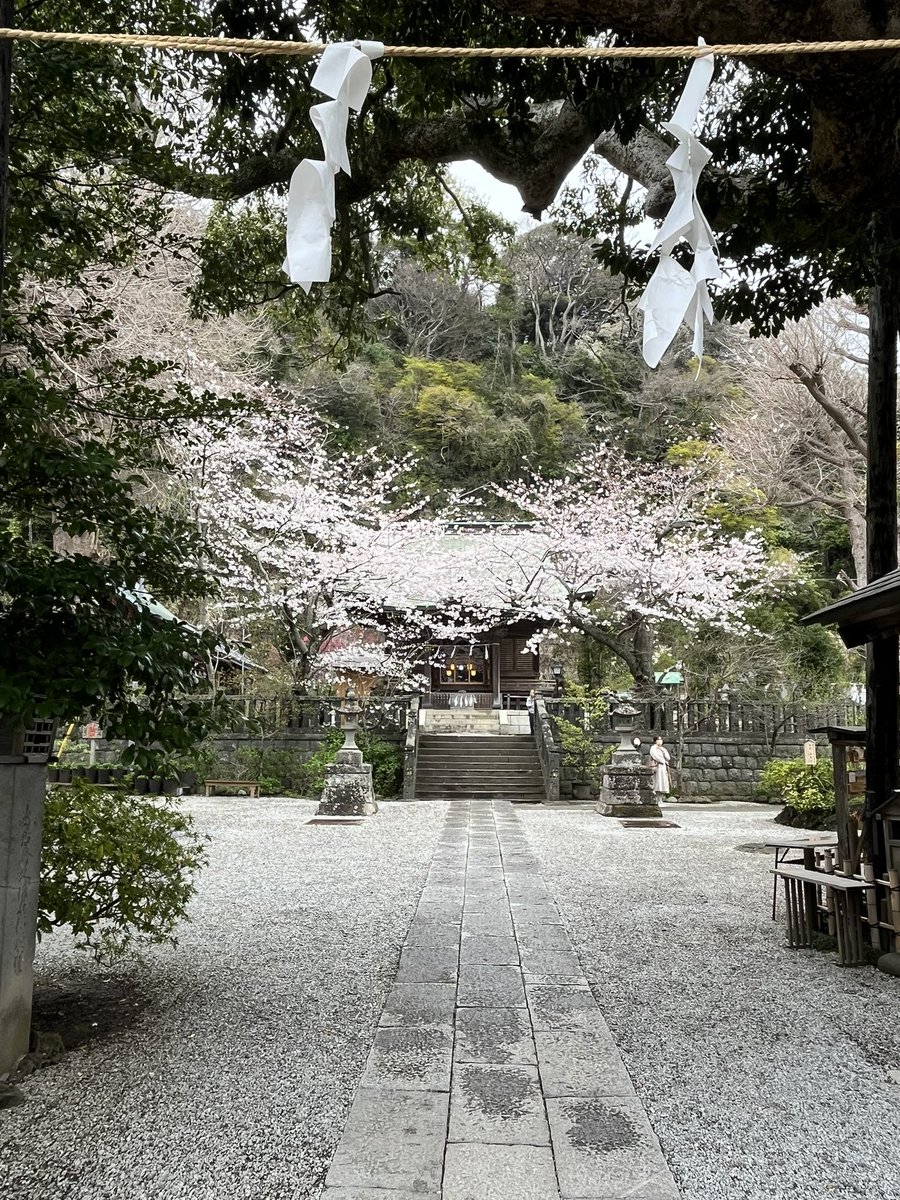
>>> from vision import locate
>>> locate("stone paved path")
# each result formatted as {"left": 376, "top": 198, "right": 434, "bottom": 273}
{"left": 321, "top": 801, "right": 680, "bottom": 1200}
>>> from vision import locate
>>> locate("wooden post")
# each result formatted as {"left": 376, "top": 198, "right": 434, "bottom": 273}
{"left": 888, "top": 868, "right": 900, "bottom": 951}
{"left": 862, "top": 862, "right": 880, "bottom": 947}
{"left": 832, "top": 742, "right": 852, "bottom": 869}
{"left": 865, "top": 232, "right": 900, "bottom": 881}
{"left": 0, "top": 0, "right": 13, "bottom": 330}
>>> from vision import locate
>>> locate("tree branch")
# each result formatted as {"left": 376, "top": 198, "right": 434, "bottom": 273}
{"left": 787, "top": 361, "right": 868, "bottom": 457}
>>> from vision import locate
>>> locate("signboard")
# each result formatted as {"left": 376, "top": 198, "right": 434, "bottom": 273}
{"left": 803, "top": 740, "right": 817, "bottom": 766}
{"left": 81, "top": 722, "right": 103, "bottom": 741}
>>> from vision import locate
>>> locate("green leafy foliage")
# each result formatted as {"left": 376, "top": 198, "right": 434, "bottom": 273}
{"left": 0, "top": 370, "right": 237, "bottom": 758}
{"left": 552, "top": 685, "right": 613, "bottom": 787}
{"left": 282, "top": 729, "right": 404, "bottom": 798}
{"left": 297, "top": 730, "right": 345, "bottom": 796}
{"left": 0, "top": 0, "right": 251, "bottom": 755}
{"left": 756, "top": 758, "right": 835, "bottom": 815}
{"left": 38, "top": 780, "right": 209, "bottom": 961}
{"left": 358, "top": 731, "right": 405, "bottom": 799}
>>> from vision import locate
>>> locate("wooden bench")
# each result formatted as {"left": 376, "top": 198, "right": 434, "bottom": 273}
{"left": 203, "top": 779, "right": 261, "bottom": 798}
{"left": 772, "top": 864, "right": 873, "bottom": 966}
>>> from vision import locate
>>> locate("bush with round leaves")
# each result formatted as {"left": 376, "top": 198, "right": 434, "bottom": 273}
{"left": 39, "top": 781, "right": 208, "bottom": 962}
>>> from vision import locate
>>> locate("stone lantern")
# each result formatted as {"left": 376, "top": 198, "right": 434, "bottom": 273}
{"left": 610, "top": 703, "right": 643, "bottom": 762}
{"left": 597, "top": 702, "right": 660, "bottom": 819}
{"left": 315, "top": 690, "right": 377, "bottom": 817}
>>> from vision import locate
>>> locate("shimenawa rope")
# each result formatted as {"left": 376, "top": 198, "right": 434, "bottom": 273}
{"left": 2, "top": 27, "right": 900, "bottom": 60}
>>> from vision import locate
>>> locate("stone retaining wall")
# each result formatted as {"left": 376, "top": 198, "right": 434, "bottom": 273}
{"left": 570, "top": 731, "right": 823, "bottom": 803}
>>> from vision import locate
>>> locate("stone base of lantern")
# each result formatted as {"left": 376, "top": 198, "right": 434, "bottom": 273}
{"left": 596, "top": 762, "right": 661, "bottom": 819}
{"left": 316, "top": 749, "right": 377, "bottom": 817}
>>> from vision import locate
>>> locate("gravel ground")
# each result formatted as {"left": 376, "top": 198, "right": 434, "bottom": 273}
{"left": 0, "top": 796, "right": 446, "bottom": 1200}
{"left": 520, "top": 802, "right": 900, "bottom": 1200}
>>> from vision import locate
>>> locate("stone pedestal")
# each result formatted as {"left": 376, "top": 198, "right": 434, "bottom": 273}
{"left": 317, "top": 748, "right": 377, "bottom": 817}
{"left": 596, "top": 759, "right": 661, "bottom": 818}
{"left": 1, "top": 762, "right": 46, "bottom": 1075}
{"left": 596, "top": 709, "right": 661, "bottom": 819}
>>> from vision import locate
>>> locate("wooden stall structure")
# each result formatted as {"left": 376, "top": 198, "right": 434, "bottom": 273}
{"left": 803, "top": 580, "right": 900, "bottom": 963}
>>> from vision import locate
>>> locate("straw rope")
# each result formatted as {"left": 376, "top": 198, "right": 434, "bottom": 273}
{"left": 2, "top": 27, "right": 900, "bottom": 60}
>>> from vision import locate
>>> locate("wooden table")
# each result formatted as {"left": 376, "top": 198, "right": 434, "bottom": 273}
{"left": 772, "top": 864, "right": 873, "bottom": 966}
{"left": 764, "top": 834, "right": 840, "bottom": 919}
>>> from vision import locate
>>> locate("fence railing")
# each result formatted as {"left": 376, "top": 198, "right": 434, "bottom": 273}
{"left": 402, "top": 697, "right": 420, "bottom": 801}
{"left": 219, "top": 695, "right": 411, "bottom": 737}
{"left": 422, "top": 691, "right": 495, "bottom": 710}
{"left": 544, "top": 696, "right": 865, "bottom": 739}
{"left": 534, "top": 695, "right": 560, "bottom": 803}
{"left": 420, "top": 692, "right": 531, "bottom": 710}
{"left": 215, "top": 693, "right": 863, "bottom": 743}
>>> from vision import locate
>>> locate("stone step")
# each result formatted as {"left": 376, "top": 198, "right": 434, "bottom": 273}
{"left": 420, "top": 734, "right": 534, "bottom": 742}
{"left": 420, "top": 777, "right": 547, "bottom": 787}
{"left": 417, "top": 749, "right": 538, "bottom": 759}
{"left": 419, "top": 765, "right": 541, "bottom": 771}
{"left": 417, "top": 790, "right": 546, "bottom": 799}
{"left": 416, "top": 756, "right": 541, "bottom": 768}
{"left": 418, "top": 771, "right": 543, "bottom": 782}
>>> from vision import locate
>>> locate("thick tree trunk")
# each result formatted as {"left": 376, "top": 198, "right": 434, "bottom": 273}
{"left": 865, "top": 228, "right": 900, "bottom": 878}
{"left": 0, "top": 0, "right": 13, "bottom": 327}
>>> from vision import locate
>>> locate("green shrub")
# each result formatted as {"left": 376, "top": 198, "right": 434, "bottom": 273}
{"left": 552, "top": 685, "right": 612, "bottom": 789}
{"left": 39, "top": 780, "right": 208, "bottom": 961}
{"left": 257, "top": 748, "right": 315, "bottom": 793}
{"left": 756, "top": 758, "right": 835, "bottom": 814}
{"left": 287, "top": 730, "right": 403, "bottom": 798}
{"left": 358, "top": 731, "right": 403, "bottom": 798}
{"left": 298, "top": 730, "right": 344, "bottom": 795}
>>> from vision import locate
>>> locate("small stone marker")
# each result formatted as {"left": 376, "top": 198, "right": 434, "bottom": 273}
{"left": 804, "top": 739, "right": 817, "bottom": 765}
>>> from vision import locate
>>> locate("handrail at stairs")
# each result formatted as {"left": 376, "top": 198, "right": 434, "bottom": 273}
{"left": 402, "top": 696, "right": 420, "bottom": 800}
{"left": 534, "top": 694, "right": 560, "bottom": 803}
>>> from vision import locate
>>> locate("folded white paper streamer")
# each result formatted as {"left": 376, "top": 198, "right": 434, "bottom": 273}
{"left": 637, "top": 40, "right": 720, "bottom": 368}
{"left": 283, "top": 41, "right": 384, "bottom": 291}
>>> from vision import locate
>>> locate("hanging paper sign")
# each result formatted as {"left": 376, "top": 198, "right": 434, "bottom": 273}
{"left": 637, "top": 39, "right": 720, "bottom": 368}
{"left": 283, "top": 40, "right": 384, "bottom": 290}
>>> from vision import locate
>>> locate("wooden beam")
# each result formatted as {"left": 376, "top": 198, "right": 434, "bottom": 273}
{"left": 865, "top": 237, "right": 900, "bottom": 875}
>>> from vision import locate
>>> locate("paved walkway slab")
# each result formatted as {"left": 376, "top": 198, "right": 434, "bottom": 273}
{"left": 321, "top": 801, "right": 680, "bottom": 1200}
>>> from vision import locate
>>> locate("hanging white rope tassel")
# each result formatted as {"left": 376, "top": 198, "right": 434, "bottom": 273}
{"left": 637, "top": 39, "right": 720, "bottom": 367}
{"left": 283, "top": 40, "right": 384, "bottom": 291}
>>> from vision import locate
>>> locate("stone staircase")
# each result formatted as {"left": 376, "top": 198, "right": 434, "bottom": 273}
{"left": 414, "top": 734, "right": 546, "bottom": 802}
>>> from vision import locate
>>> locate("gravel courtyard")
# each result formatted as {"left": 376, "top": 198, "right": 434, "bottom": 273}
{"left": 2, "top": 797, "right": 899, "bottom": 1200}
{"left": 521, "top": 802, "right": 900, "bottom": 1200}
{"left": 0, "top": 796, "right": 446, "bottom": 1200}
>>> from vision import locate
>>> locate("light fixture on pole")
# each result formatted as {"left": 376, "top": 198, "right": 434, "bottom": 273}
{"left": 551, "top": 660, "right": 563, "bottom": 696}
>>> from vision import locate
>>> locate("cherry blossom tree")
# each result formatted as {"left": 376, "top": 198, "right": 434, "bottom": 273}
{"left": 484, "top": 453, "right": 791, "bottom": 690}
{"left": 189, "top": 400, "right": 512, "bottom": 689}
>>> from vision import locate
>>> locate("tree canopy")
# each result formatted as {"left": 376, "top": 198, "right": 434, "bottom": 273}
{"left": 3, "top": 0, "right": 876, "bottom": 735}
{"left": 74, "top": 0, "right": 897, "bottom": 334}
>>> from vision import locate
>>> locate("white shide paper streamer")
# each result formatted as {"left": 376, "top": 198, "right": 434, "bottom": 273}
{"left": 283, "top": 41, "right": 384, "bottom": 291}
{"left": 637, "top": 40, "right": 720, "bottom": 368}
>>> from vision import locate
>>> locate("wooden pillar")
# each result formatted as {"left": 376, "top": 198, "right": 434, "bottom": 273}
{"left": 865, "top": 244, "right": 900, "bottom": 876}
{"left": 0, "top": 0, "right": 13, "bottom": 326}
{"left": 491, "top": 642, "right": 501, "bottom": 709}
{"left": 832, "top": 742, "right": 853, "bottom": 868}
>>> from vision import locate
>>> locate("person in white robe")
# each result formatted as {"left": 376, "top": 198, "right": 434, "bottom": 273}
{"left": 649, "top": 736, "right": 671, "bottom": 794}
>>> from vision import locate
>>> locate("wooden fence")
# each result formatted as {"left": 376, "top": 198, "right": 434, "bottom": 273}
{"left": 544, "top": 696, "right": 864, "bottom": 739}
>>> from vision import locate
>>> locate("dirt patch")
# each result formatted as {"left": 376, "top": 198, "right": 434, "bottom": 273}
{"left": 13, "top": 975, "right": 151, "bottom": 1081}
